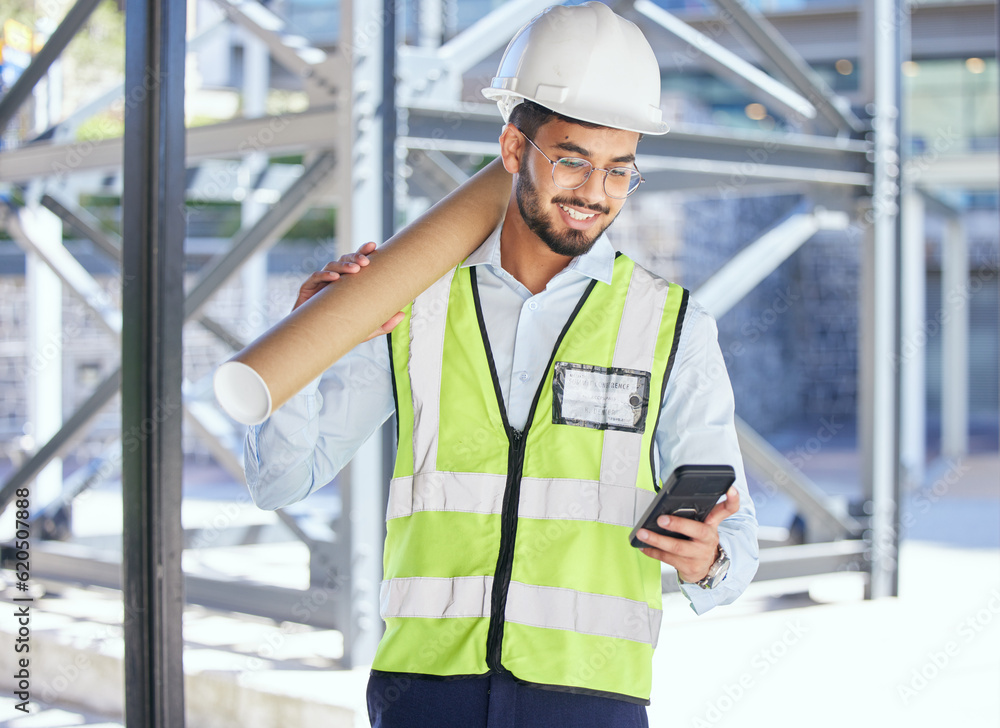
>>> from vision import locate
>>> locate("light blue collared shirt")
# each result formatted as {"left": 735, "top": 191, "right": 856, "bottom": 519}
{"left": 245, "top": 219, "right": 758, "bottom": 615}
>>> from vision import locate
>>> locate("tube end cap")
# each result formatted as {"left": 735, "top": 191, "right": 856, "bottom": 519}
{"left": 214, "top": 361, "right": 273, "bottom": 425}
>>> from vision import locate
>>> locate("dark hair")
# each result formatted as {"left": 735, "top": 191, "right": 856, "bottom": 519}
{"left": 508, "top": 100, "right": 603, "bottom": 138}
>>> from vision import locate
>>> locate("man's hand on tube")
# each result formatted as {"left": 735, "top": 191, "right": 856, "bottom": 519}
{"left": 293, "top": 241, "right": 405, "bottom": 340}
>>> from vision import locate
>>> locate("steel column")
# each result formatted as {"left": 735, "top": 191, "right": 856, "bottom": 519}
{"left": 121, "top": 0, "right": 187, "bottom": 725}
{"left": 866, "top": 0, "right": 904, "bottom": 599}
{"left": 941, "top": 215, "right": 970, "bottom": 459}
{"left": 899, "top": 189, "right": 926, "bottom": 490}
{"left": 22, "top": 208, "right": 64, "bottom": 520}
{"left": 331, "top": 0, "right": 389, "bottom": 669}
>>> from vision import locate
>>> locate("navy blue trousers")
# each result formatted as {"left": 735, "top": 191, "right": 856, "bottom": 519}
{"left": 367, "top": 672, "right": 649, "bottom": 728}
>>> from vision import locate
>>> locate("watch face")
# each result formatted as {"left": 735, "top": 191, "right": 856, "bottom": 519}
{"left": 709, "top": 559, "right": 730, "bottom": 588}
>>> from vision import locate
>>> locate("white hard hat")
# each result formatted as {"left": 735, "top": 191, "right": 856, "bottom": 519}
{"left": 482, "top": 2, "right": 668, "bottom": 135}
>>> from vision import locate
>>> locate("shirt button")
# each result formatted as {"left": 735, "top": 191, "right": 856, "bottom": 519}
{"left": 518, "top": 372, "right": 529, "bottom": 382}
{"left": 527, "top": 300, "right": 538, "bottom": 311}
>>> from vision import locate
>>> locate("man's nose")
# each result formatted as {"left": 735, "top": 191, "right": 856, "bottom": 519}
{"left": 576, "top": 169, "right": 608, "bottom": 204}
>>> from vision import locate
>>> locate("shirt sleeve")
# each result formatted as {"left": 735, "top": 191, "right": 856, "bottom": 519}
{"left": 655, "top": 296, "right": 760, "bottom": 615}
{"left": 243, "top": 336, "right": 396, "bottom": 510}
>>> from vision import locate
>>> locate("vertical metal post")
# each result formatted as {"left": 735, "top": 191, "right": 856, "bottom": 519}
{"left": 23, "top": 206, "right": 64, "bottom": 522}
{"left": 419, "top": 0, "right": 444, "bottom": 48}
{"left": 899, "top": 188, "right": 925, "bottom": 490}
{"left": 381, "top": 0, "right": 399, "bottom": 595}
{"left": 333, "top": 0, "right": 388, "bottom": 668}
{"left": 240, "top": 29, "right": 270, "bottom": 339}
{"left": 941, "top": 215, "right": 969, "bottom": 459}
{"left": 868, "top": 0, "right": 904, "bottom": 599}
{"left": 121, "top": 0, "right": 187, "bottom": 724}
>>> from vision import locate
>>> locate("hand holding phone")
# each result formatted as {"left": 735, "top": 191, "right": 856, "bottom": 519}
{"left": 629, "top": 465, "right": 735, "bottom": 548}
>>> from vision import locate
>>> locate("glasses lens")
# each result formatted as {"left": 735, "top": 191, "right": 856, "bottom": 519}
{"left": 605, "top": 168, "right": 641, "bottom": 199}
{"left": 552, "top": 158, "right": 592, "bottom": 190}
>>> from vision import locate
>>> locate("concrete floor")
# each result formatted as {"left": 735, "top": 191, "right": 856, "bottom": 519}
{"left": 1, "top": 452, "right": 997, "bottom": 727}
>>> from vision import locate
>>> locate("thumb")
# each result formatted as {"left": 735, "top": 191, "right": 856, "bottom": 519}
{"left": 704, "top": 486, "right": 739, "bottom": 528}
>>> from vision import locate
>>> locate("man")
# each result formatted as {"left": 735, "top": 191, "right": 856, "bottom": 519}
{"left": 245, "top": 3, "right": 758, "bottom": 726}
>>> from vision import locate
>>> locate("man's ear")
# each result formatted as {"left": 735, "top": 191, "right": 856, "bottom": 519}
{"left": 499, "top": 123, "right": 523, "bottom": 175}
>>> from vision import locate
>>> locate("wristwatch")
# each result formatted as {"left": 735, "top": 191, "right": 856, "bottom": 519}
{"left": 693, "top": 546, "right": 730, "bottom": 590}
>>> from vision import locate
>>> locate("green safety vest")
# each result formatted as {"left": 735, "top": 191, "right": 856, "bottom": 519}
{"left": 374, "top": 253, "right": 688, "bottom": 704}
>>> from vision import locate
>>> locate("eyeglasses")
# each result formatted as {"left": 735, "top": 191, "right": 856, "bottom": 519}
{"left": 516, "top": 128, "right": 644, "bottom": 200}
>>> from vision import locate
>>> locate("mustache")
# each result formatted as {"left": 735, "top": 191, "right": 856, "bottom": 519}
{"left": 552, "top": 196, "right": 610, "bottom": 215}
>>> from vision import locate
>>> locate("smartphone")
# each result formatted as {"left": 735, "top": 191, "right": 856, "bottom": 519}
{"left": 629, "top": 464, "right": 735, "bottom": 547}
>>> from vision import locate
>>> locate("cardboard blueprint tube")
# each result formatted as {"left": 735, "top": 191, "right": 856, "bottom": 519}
{"left": 214, "top": 158, "right": 512, "bottom": 425}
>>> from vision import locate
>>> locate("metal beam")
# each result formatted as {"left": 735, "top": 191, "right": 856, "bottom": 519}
{"left": 41, "top": 193, "right": 122, "bottom": 261}
{"left": 664, "top": 540, "right": 868, "bottom": 592}
{"left": 0, "top": 108, "right": 341, "bottom": 183}
{"left": 121, "top": 0, "right": 187, "bottom": 723}
{"left": 0, "top": 0, "right": 103, "bottom": 132}
{"left": 906, "top": 153, "right": 1000, "bottom": 192}
{"left": 0, "top": 104, "right": 874, "bottom": 186}
{"left": 403, "top": 105, "right": 869, "bottom": 170}
{"left": 3, "top": 204, "right": 122, "bottom": 338}
{"left": 708, "top": 0, "right": 864, "bottom": 134}
{"left": 208, "top": 0, "right": 340, "bottom": 104}
{"left": 736, "top": 417, "right": 864, "bottom": 540}
{"left": 693, "top": 208, "right": 849, "bottom": 320}
{"left": 28, "top": 19, "right": 228, "bottom": 145}
{"left": 0, "top": 367, "right": 121, "bottom": 516}
{"left": 11, "top": 542, "right": 343, "bottom": 631}
{"left": 397, "top": 0, "right": 553, "bottom": 103}
{"left": 183, "top": 150, "right": 337, "bottom": 320}
{"left": 39, "top": 192, "right": 249, "bottom": 351}
{"left": 633, "top": 0, "right": 817, "bottom": 122}
{"left": 34, "top": 440, "right": 122, "bottom": 523}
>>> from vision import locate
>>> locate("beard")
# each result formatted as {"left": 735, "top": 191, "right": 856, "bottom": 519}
{"left": 514, "top": 159, "right": 616, "bottom": 258}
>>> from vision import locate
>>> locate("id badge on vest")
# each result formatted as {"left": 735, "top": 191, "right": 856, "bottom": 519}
{"left": 552, "top": 361, "right": 651, "bottom": 433}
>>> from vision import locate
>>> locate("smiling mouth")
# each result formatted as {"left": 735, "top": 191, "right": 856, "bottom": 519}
{"left": 558, "top": 204, "right": 598, "bottom": 221}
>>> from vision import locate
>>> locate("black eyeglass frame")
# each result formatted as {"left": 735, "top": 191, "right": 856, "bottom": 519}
{"left": 515, "top": 127, "right": 645, "bottom": 199}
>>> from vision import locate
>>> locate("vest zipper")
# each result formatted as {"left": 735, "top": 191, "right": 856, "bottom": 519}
{"left": 469, "top": 266, "right": 599, "bottom": 675}
{"left": 486, "top": 427, "right": 526, "bottom": 673}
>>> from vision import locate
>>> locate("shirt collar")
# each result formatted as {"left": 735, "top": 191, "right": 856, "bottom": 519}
{"left": 461, "top": 213, "right": 616, "bottom": 285}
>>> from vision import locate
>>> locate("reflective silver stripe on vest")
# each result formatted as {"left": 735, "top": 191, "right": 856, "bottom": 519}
{"left": 408, "top": 268, "right": 457, "bottom": 475}
{"left": 381, "top": 575, "right": 493, "bottom": 619}
{"left": 518, "top": 477, "right": 656, "bottom": 528}
{"left": 506, "top": 581, "right": 661, "bottom": 647}
{"left": 380, "top": 576, "right": 661, "bottom": 646}
{"left": 387, "top": 472, "right": 656, "bottom": 526}
{"left": 386, "top": 472, "right": 507, "bottom": 520}
{"left": 601, "top": 265, "right": 672, "bottom": 489}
